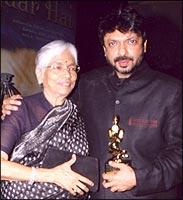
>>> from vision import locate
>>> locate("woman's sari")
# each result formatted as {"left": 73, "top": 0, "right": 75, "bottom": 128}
{"left": 1, "top": 100, "right": 89, "bottom": 199}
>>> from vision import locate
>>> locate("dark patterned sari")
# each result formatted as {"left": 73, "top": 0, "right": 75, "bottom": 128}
{"left": 1, "top": 100, "right": 89, "bottom": 199}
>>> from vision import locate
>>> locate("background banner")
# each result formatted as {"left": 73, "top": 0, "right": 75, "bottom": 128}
{"left": 1, "top": 1, "right": 76, "bottom": 96}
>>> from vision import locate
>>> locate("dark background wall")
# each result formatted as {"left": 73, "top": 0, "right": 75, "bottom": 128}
{"left": 1, "top": 0, "right": 182, "bottom": 97}
{"left": 75, "top": 1, "right": 182, "bottom": 80}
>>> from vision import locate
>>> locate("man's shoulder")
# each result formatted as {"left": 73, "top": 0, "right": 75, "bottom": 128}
{"left": 148, "top": 68, "right": 182, "bottom": 97}
{"left": 153, "top": 69, "right": 181, "bottom": 88}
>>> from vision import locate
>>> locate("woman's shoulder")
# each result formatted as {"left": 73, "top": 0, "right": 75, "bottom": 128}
{"left": 23, "top": 92, "right": 43, "bottom": 104}
{"left": 22, "top": 92, "right": 51, "bottom": 110}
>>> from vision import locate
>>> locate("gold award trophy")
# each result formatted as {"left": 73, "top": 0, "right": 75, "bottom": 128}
{"left": 105, "top": 115, "right": 131, "bottom": 172}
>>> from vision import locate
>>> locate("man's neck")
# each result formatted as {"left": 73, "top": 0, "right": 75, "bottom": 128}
{"left": 116, "top": 71, "right": 132, "bottom": 79}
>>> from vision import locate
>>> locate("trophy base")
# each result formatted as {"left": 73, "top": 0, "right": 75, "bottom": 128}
{"left": 105, "top": 163, "right": 118, "bottom": 173}
{"left": 105, "top": 158, "right": 132, "bottom": 173}
{"left": 121, "top": 157, "right": 132, "bottom": 166}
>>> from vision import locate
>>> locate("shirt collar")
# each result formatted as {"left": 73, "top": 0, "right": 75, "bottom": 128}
{"left": 108, "top": 60, "right": 151, "bottom": 90}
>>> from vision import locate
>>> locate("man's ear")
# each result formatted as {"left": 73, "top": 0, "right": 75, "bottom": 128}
{"left": 103, "top": 46, "right": 106, "bottom": 57}
{"left": 143, "top": 40, "right": 147, "bottom": 53}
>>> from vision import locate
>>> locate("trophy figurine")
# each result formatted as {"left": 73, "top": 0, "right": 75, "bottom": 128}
{"left": 105, "top": 115, "right": 131, "bottom": 172}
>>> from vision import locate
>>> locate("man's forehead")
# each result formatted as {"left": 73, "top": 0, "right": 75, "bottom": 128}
{"left": 104, "top": 30, "right": 141, "bottom": 40}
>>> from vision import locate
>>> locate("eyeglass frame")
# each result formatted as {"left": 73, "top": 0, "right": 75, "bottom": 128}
{"left": 47, "top": 63, "right": 80, "bottom": 73}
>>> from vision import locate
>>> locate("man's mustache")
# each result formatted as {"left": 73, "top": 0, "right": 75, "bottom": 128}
{"left": 114, "top": 56, "right": 133, "bottom": 63}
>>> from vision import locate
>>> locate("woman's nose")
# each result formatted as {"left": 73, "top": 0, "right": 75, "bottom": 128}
{"left": 61, "top": 68, "right": 72, "bottom": 77}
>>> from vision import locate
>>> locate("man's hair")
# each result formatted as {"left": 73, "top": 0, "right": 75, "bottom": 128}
{"left": 98, "top": 6, "right": 146, "bottom": 46}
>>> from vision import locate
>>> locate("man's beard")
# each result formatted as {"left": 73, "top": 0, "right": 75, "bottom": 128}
{"left": 106, "top": 54, "right": 144, "bottom": 75}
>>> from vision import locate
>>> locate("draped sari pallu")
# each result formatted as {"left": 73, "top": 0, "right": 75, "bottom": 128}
{"left": 1, "top": 100, "right": 89, "bottom": 199}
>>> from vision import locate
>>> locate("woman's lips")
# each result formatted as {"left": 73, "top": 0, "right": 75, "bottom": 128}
{"left": 57, "top": 81, "right": 71, "bottom": 87}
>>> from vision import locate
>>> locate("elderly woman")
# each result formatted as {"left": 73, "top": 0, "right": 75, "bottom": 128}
{"left": 1, "top": 40, "right": 94, "bottom": 199}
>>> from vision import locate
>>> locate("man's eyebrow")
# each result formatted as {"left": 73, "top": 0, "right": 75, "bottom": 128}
{"left": 127, "top": 35, "right": 139, "bottom": 39}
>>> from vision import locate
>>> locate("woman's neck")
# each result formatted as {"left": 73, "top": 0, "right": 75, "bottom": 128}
{"left": 43, "top": 90, "right": 66, "bottom": 106}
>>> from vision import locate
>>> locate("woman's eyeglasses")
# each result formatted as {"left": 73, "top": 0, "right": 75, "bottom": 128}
{"left": 47, "top": 63, "right": 80, "bottom": 74}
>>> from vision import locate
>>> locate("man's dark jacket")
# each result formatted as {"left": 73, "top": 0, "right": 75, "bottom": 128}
{"left": 71, "top": 61, "right": 182, "bottom": 199}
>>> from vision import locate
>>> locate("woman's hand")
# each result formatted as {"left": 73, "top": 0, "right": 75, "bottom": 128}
{"left": 50, "top": 154, "right": 94, "bottom": 196}
{"left": 1, "top": 152, "right": 94, "bottom": 196}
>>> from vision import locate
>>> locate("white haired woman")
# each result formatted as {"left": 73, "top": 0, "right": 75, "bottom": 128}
{"left": 1, "top": 40, "right": 94, "bottom": 199}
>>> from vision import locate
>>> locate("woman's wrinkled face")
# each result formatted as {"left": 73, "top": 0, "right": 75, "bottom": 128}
{"left": 103, "top": 30, "right": 147, "bottom": 78}
{"left": 40, "top": 49, "right": 78, "bottom": 101}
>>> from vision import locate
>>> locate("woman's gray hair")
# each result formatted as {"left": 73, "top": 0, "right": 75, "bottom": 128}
{"left": 35, "top": 40, "right": 78, "bottom": 70}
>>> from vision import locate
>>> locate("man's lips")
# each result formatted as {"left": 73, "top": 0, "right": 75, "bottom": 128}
{"left": 117, "top": 59, "right": 130, "bottom": 67}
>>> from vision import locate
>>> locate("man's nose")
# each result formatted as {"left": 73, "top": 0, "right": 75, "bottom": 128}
{"left": 118, "top": 43, "right": 127, "bottom": 56}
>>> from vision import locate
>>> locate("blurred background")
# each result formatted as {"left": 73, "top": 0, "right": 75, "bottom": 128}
{"left": 1, "top": 1, "right": 182, "bottom": 97}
